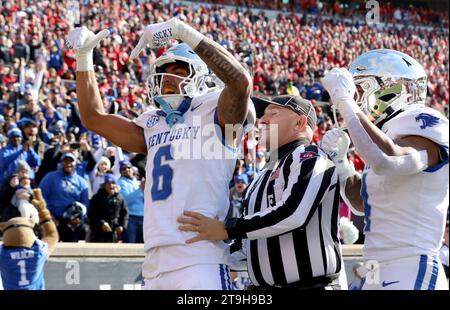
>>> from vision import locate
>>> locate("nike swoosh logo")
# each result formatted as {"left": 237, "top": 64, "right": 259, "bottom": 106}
{"left": 191, "top": 104, "right": 202, "bottom": 112}
{"left": 382, "top": 280, "right": 400, "bottom": 287}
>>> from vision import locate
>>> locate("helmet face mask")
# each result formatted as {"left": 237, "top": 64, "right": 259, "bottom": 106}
{"left": 147, "top": 43, "right": 210, "bottom": 108}
{"left": 149, "top": 65, "right": 204, "bottom": 96}
{"left": 349, "top": 49, "right": 427, "bottom": 125}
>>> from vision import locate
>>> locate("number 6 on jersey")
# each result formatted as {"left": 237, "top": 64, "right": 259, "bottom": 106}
{"left": 151, "top": 145, "right": 174, "bottom": 200}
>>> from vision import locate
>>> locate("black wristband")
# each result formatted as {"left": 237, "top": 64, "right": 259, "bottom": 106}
{"left": 225, "top": 218, "right": 246, "bottom": 239}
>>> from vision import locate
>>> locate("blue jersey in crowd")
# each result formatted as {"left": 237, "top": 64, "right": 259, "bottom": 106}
{"left": 39, "top": 169, "right": 89, "bottom": 218}
{"left": 118, "top": 176, "right": 144, "bottom": 217}
{"left": 0, "top": 240, "right": 49, "bottom": 290}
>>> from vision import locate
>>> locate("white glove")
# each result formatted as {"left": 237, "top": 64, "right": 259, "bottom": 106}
{"left": 66, "top": 27, "right": 110, "bottom": 71}
{"left": 130, "top": 18, "right": 204, "bottom": 59}
{"left": 339, "top": 217, "right": 359, "bottom": 245}
{"left": 321, "top": 68, "right": 356, "bottom": 106}
{"left": 321, "top": 68, "right": 361, "bottom": 120}
{"left": 320, "top": 128, "right": 356, "bottom": 182}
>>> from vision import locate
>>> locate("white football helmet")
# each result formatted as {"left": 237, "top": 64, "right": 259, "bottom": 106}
{"left": 147, "top": 43, "right": 213, "bottom": 108}
{"left": 348, "top": 49, "right": 427, "bottom": 125}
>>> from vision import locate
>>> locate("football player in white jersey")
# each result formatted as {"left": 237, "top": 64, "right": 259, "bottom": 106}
{"left": 320, "top": 49, "right": 449, "bottom": 290}
{"left": 67, "top": 18, "right": 254, "bottom": 289}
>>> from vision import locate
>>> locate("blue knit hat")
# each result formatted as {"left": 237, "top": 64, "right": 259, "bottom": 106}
{"left": 103, "top": 174, "right": 117, "bottom": 184}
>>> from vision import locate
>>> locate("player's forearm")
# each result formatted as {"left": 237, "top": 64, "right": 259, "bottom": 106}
{"left": 346, "top": 116, "right": 428, "bottom": 175}
{"left": 356, "top": 113, "right": 403, "bottom": 156}
{"left": 343, "top": 174, "right": 364, "bottom": 215}
{"left": 194, "top": 38, "right": 252, "bottom": 92}
{"left": 76, "top": 71, "right": 107, "bottom": 129}
{"left": 195, "top": 39, "right": 252, "bottom": 125}
{"left": 335, "top": 92, "right": 404, "bottom": 157}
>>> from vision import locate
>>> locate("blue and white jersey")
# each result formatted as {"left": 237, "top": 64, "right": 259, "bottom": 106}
{"left": 362, "top": 105, "right": 449, "bottom": 262}
{"left": 0, "top": 240, "right": 49, "bottom": 290}
{"left": 134, "top": 91, "right": 252, "bottom": 277}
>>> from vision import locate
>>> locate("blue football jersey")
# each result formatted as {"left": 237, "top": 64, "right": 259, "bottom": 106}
{"left": 0, "top": 239, "right": 49, "bottom": 290}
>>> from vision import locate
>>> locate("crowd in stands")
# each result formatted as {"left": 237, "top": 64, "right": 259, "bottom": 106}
{"left": 198, "top": 0, "right": 449, "bottom": 28}
{"left": 0, "top": 0, "right": 448, "bottom": 244}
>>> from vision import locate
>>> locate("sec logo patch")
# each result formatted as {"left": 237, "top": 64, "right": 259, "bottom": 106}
{"left": 146, "top": 115, "right": 160, "bottom": 128}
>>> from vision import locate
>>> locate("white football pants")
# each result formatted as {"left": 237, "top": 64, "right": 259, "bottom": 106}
{"left": 142, "top": 264, "right": 233, "bottom": 290}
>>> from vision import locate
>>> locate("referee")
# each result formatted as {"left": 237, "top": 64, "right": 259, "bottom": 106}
{"left": 178, "top": 95, "right": 345, "bottom": 290}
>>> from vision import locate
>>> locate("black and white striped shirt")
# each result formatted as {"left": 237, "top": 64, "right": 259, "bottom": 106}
{"left": 227, "top": 140, "right": 342, "bottom": 287}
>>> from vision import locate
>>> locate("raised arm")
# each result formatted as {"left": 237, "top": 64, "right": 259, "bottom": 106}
{"left": 68, "top": 27, "right": 146, "bottom": 154}
{"left": 129, "top": 18, "right": 252, "bottom": 128}
{"left": 350, "top": 114, "right": 441, "bottom": 174}
{"left": 320, "top": 128, "right": 364, "bottom": 215}
{"left": 31, "top": 63, "right": 45, "bottom": 101}
{"left": 194, "top": 40, "right": 252, "bottom": 127}
{"left": 322, "top": 68, "right": 438, "bottom": 176}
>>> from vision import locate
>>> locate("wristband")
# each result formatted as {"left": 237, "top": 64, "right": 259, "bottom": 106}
{"left": 76, "top": 50, "right": 94, "bottom": 72}
{"left": 175, "top": 19, "right": 205, "bottom": 49}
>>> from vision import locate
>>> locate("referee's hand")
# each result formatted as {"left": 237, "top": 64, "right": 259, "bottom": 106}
{"left": 178, "top": 211, "right": 228, "bottom": 243}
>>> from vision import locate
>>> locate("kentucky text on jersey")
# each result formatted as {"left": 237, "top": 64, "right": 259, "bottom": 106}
{"left": 146, "top": 117, "right": 241, "bottom": 160}
{"left": 147, "top": 126, "right": 201, "bottom": 148}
